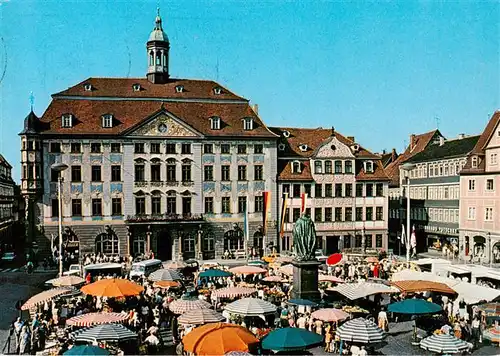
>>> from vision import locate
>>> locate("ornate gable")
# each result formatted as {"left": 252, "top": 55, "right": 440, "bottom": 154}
{"left": 313, "top": 136, "right": 355, "bottom": 159}
{"left": 127, "top": 112, "right": 202, "bottom": 138}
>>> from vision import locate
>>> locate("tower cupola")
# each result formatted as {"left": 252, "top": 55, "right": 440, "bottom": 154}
{"left": 147, "top": 8, "right": 170, "bottom": 84}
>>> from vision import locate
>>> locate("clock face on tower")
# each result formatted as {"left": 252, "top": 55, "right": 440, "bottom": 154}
{"left": 158, "top": 123, "right": 168, "bottom": 133}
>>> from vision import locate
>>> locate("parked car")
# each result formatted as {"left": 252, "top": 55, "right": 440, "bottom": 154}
{"left": 315, "top": 250, "right": 328, "bottom": 263}
{"left": 1, "top": 252, "right": 16, "bottom": 263}
{"left": 63, "top": 264, "right": 82, "bottom": 276}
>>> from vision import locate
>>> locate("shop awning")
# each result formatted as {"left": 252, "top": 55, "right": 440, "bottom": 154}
{"left": 474, "top": 236, "right": 486, "bottom": 244}
{"left": 328, "top": 282, "right": 398, "bottom": 300}
{"left": 391, "top": 280, "right": 456, "bottom": 295}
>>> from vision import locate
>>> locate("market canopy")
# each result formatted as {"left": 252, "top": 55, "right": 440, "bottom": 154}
{"left": 328, "top": 282, "right": 397, "bottom": 300}
{"left": 228, "top": 265, "right": 267, "bottom": 274}
{"left": 198, "top": 269, "right": 232, "bottom": 278}
{"left": 148, "top": 269, "right": 183, "bottom": 282}
{"left": 178, "top": 308, "right": 225, "bottom": 325}
{"left": 182, "top": 322, "right": 258, "bottom": 356}
{"left": 169, "top": 298, "right": 212, "bottom": 314}
{"left": 66, "top": 312, "right": 129, "bottom": 327}
{"left": 212, "top": 287, "right": 257, "bottom": 299}
{"left": 311, "top": 308, "right": 349, "bottom": 322}
{"left": 318, "top": 274, "right": 344, "bottom": 283}
{"left": 81, "top": 278, "right": 143, "bottom": 298}
{"left": 262, "top": 276, "right": 286, "bottom": 283}
{"left": 153, "top": 280, "right": 181, "bottom": 289}
{"left": 420, "top": 334, "right": 469, "bottom": 354}
{"left": 261, "top": 327, "right": 323, "bottom": 351}
{"left": 22, "top": 287, "right": 74, "bottom": 310}
{"left": 224, "top": 297, "right": 277, "bottom": 316}
{"left": 278, "top": 264, "right": 294, "bottom": 276}
{"left": 391, "top": 280, "right": 456, "bottom": 295}
{"left": 70, "top": 324, "right": 137, "bottom": 343}
{"left": 388, "top": 299, "right": 442, "bottom": 315}
{"left": 336, "top": 318, "right": 386, "bottom": 344}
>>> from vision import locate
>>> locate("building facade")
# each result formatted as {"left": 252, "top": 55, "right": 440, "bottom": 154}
{"left": 460, "top": 111, "right": 500, "bottom": 264}
{"left": 0, "top": 154, "right": 16, "bottom": 251}
{"left": 270, "top": 127, "right": 390, "bottom": 255}
{"left": 386, "top": 130, "right": 443, "bottom": 254}
{"left": 402, "top": 134, "right": 479, "bottom": 254}
{"left": 19, "top": 11, "right": 279, "bottom": 261}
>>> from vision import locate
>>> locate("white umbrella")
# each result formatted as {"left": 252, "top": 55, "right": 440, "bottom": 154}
{"left": 178, "top": 308, "right": 225, "bottom": 325}
{"left": 148, "top": 269, "right": 183, "bottom": 282}
{"left": 420, "top": 334, "right": 469, "bottom": 354}
{"left": 336, "top": 318, "right": 386, "bottom": 344}
{"left": 224, "top": 297, "right": 276, "bottom": 316}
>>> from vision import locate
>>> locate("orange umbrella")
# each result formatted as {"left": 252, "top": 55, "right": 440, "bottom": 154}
{"left": 183, "top": 322, "right": 259, "bottom": 356}
{"left": 81, "top": 278, "right": 143, "bottom": 298}
{"left": 154, "top": 280, "right": 181, "bottom": 289}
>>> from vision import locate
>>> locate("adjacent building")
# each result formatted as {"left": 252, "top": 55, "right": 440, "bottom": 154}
{"left": 19, "top": 11, "right": 279, "bottom": 261}
{"left": 270, "top": 127, "right": 390, "bottom": 255}
{"left": 460, "top": 111, "right": 500, "bottom": 264}
{"left": 403, "top": 134, "right": 479, "bottom": 253}
{"left": 0, "top": 154, "right": 16, "bottom": 251}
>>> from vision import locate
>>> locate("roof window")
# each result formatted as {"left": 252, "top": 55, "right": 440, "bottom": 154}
{"left": 299, "top": 144, "right": 309, "bottom": 152}
{"left": 84, "top": 83, "right": 93, "bottom": 91}
{"left": 283, "top": 130, "right": 291, "bottom": 138}
{"left": 364, "top": 160, "right": 374, "bottom": 173}
{"left": 132, "top": 83, "right": 141, "bottom": 92}
{"left": 175, "top": 85, "right": 184, "bottom": 93}
{"left": 278, "top": 143, "right": 285, "bottom": 151}
{"left": 471, "top": 156, "right": 478, "bottom": 168}
{"left": 102, "top": 114, "right": 114, "bottom": 128}
{"left": 61, "top": 114, "right": 73, "bottom": 128}
{"left": 209, "top": 116, "right": 221, "bottom": 130}
{"left": 292, "top": 161, "right": 301, "bottom": 174}
{"left": 243, "top": 117, "right": 254, "bottom": 131}
{"left": 213, "top": 87, "right": 222, "bottom": 95}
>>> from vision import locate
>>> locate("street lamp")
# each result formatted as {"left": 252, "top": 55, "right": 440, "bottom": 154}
{"left": 488, "top": 232, "right": 491, "bottom": 267}
{"left": 401, "top": 162, "right": 416, "bottom": 264}
{"left": 51, "top": 162, "right": 68, "bottom": 277}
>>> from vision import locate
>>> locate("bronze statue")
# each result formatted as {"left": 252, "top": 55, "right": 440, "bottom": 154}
{"left": 293, "top": 215, "right": 317, "bottom": 261}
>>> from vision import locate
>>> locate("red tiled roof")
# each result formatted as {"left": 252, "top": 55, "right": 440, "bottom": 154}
{"left": 269, "top": 127, "right": 379, "bottom": 159}
{"left": 461, "top": 111, "right": 500, "bottom": 174}
{"left": 54, "top": 77, "right": 246, "bottom": 101}
{"left": 356, "top": 160, "right": 390, "bottom": 181}
{"left": 277, "top": 160, "right": 313, "bottom": 181}
{"left": 385, "top": 130, "right": 441, "bottom": 187}
{"left": 38, "top": 99, "right": 277, "bottom": 138}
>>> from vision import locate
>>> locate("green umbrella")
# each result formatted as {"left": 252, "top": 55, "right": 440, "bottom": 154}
{"left": 199, "top": 269, "right": 232, "bottom": 278}
{"left": 261, "top": 327, "right": 323, "bottom": 351}
{"left": 64, "top": 345, "right": 110, "bottom": 356}
{"left": 388, "top": 299, "right": 442, "bottom": 315}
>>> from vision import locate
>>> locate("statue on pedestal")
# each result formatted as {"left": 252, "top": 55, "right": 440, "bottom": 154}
{"left": 293, "top": 215, "right": 317, "bottom": 261}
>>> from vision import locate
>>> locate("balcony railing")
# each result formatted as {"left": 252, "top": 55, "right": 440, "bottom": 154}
{"left": 125, "top": 213, "right": 204, "bottom": 223}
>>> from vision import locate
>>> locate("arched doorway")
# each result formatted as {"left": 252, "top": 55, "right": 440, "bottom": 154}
{"left": 95, "top": 226, "right": 119, "bottom": 256}
{"left": 62, "top": 227, "right": 79, "bottom": 264}
{"left": 493, "top": 242, "right": 500, "bottom": 263}
{"left": 157, "top": 230, "right": 172, "bottom": 261}
{"left": 253, "top": 230, "right": 263, "bottom": 257}
{"left": 472, "top": 235, "right": 486, "bottom": 261}
{"left": 182, "top": 232, "right": 196, "bottom": 260}
{"left": 224, "top": 226, "right": 244, "bottom": 255}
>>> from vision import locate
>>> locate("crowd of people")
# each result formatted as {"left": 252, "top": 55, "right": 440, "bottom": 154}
{"left": 5, "top": 253, "right": 499, "bottom": 355}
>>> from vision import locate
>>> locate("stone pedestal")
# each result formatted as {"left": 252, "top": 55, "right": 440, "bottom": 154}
{"left": 291, "top": 260, "right": 321, "bottom": 301}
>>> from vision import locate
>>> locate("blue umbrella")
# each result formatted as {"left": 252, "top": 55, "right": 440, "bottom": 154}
{"left": 64, "top": 345, "right": 110, "bottom": 356}
{"left": 288, "top": 299, "right": 318, "bottom": 307}
{"left": 199, "top": 269, "right": 232, "bottom": 278}
{"left": 388, "top": 299, "right": 442, "bottom": 315}
{"left": 261, "top": 327, "right": 323, "bottom": 351}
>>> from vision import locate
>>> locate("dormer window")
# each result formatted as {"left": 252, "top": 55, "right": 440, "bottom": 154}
{"left": 213, "top": 87, "right": 222, "bottom": 95}
{"left": 102, "top": 114, "right": 113, "bottom": 128}
{"left": 61, "top": 114, "right": 73, "bottom": 128}
{"left": 132, "top": 83, "right": 141, "bottom": 92}
{"left": 243, "top": 117, "right": 254, "bottom": 130}
{"left": 299, "top": 144, "right": 309, "bottom": 152}
{"left": 84, "top": 83, "right": 93, "bottom": 91}
{"left": 471, "top": 156, "right": 478, "bottom": 168}
{"left": 209, "top": 116, "right": 221, "bottom": 130}
{"left": 175, "top": 85, "right": 184, "bottom": 93}
{"left": 283, "top": 130, "right": 291, "bottom": 138}
{"left": 278, "top": 143, "right": 285, "bottom": 151}
{"left": 364, "top": 161, "right": 374, "bottom": 173}
{"left": 292, "top": 161, "right": 301, "bottom": 174}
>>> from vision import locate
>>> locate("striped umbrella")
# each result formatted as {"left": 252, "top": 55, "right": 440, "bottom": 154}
{"left": 148, "top": 269, "right": 183, "bottom": 282}
{"left": 212, "top": 287, "right": 257, "bottom": 299}
{"left": 483, "top": 327, "right": 500, "bottom": 344}
{"left": 336, "top": 318, "right": 386, "bottom": 344}
{"left": 262, "top": 275, "right": 285, "bottom": 283}
{"left": 229, "top": 265, "right": 267, "bottom": 274}
{"left": 66, "top": 312, "right": 129, "bottom": 327}
{"left": 311, "top": 308, "right": 349, "bottom": 322}
{"left": 70, "top": 324, "right": 137, "bottom": 342}
{"left": 178, "top": 308, "right": 225, "bottom": 325}
{"left": 224, "top": 297, "right": 277, "bottom": 316}
{"left": 21, "top": 287, "right": 74, "bottom": 310}
{"left": 420, "top": 334, "right": 469, "bottom": 354}
{"left": 169, "top": 298, "right": 212, "bottom": 314}
{"left": 477, "top": 302, "right": 500, "bottom": 317}
{"left": 153, "top": 280, "right": 181, "bottom": 289}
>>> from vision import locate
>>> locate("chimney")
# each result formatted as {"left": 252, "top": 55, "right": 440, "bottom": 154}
{"left": 410, "top": 134, "right": 416, "bottom": 150}
{"left": 458, "top": 133, "right": 465, "bottom": 139}
{"left": 391, "top": 148, "right": 397, "bottom": 161}
{"left": 439, "top": 136, "right": 445, "bottom": 146}
{"left": 251, "top": 104, "right": 259, "bottom": 115}
{"left": 347, "top": 136, "right": 355, "bottom": 142}
{"left": 382, "top": 149, "right": 386, "bottom": 155}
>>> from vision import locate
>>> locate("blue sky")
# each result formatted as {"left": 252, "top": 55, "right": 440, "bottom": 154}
{"left": 0, "top": 0, "right": 499, "bottom": 180}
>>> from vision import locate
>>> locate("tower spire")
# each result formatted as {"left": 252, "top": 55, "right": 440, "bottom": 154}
{"left": 155, "top": 7, "right": 163, "bottom": 30}
{"left": 147, "top": 7, "right": 170, "bottom": 84}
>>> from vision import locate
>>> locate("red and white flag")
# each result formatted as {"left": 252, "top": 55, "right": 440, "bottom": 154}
{"left": 300, "top": 193, "right": 308, "bottom": 214}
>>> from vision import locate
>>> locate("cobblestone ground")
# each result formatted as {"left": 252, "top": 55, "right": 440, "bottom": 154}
{"left": 0, "top": 271, "right": 56, "bottom": 353}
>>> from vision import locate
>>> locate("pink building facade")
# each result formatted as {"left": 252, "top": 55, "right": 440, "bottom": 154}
{"left": 459, "top": 111, "right": 500, "bottom": 264}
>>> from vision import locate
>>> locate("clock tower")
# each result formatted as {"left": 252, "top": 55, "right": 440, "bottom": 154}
{"left": 147, "top": 8, "right": 170, "bottom": 84}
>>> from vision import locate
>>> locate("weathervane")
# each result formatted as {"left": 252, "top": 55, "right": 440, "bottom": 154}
{"left": 29, "top": 91, "right": 34, "bottom": 111}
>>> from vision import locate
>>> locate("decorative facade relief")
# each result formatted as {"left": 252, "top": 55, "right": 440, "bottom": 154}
{"left": 202, "top": 155, "right": 215, "bottom": 164}
{"left": 203, "top": 182, "right": 215, "bottom": 193}
{"left": 237, "top": 155, "right": 248, "bottom": 164}
{"left": 131, "top": 114, "right": 199, "bottom": 137}
{"left": 90, "top": 155, "right": 103, "bottom": 164}
{"left": 314, "top": 137, "right": 355, "bottom": 159}
{"left": 237, "top": 183, "right": 248, "bottom": 193}
{"left": 220, "top": 155, "right": 232, "bottom": 164}
{"left": 109, "top": 154, "right": 122, "bottom": 163}
{"left": 253, "top": 155, "right": 265, "bottom": 164}
{"left": 254, "top": 181, "right": 265, "bottom": 192}
{"left": 221, "top": 183, "right": 232, "bottom": 192}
